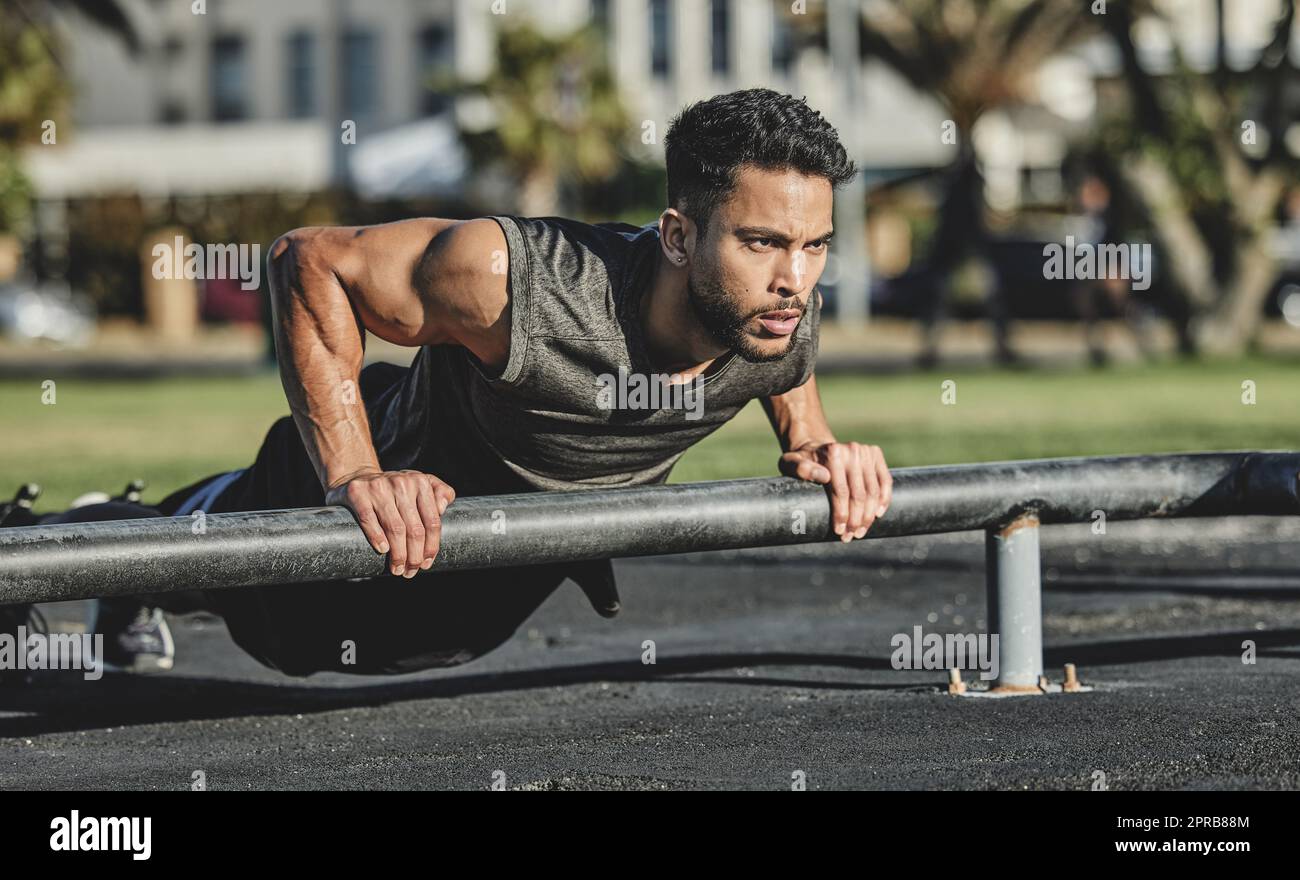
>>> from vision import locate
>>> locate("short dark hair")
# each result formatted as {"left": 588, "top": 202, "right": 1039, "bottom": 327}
{"left": 664, "top": 88, "right": 856, "bottom": 230}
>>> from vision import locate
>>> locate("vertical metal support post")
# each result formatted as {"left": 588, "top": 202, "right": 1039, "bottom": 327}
{"left": 985, "top": 513, "right": 1043, "bottom": 692}
{"left": 829, "top": 0, "right": 870, "bottom": 327}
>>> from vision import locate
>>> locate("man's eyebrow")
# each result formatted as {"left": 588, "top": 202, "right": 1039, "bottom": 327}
{"left": 733, "top": 226, "right": 789, "bottom": 241}
{"left": 732, "top": 226, "right": 836, "bottom": 243}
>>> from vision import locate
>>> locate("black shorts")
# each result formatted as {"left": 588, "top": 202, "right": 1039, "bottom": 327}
{"left": 146, "top": 365, "right": 572, "bottom": 677}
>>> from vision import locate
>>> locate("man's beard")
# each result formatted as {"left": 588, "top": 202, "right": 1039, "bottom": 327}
{"left": 687, "top": 275, "right": 803, "bottom": 364}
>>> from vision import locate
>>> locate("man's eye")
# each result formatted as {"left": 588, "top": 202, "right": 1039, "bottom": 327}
{"left": 749, "top": 238, "right": 774, "bottom": 249}
{"left": 807, "top": 240, "right": 829, "bottom": 252}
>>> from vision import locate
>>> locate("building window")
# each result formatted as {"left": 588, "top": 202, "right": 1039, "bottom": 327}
{"left": 285, "top": 31, "right": 316, "bottom": 118}
{"left": 342, "top": 29, "right": 378, "bottom": 119}
{"left": 772, "top": 2, "right": 795, "bottom": 74}
{"left": 417, "top": 24, "right": 453, "bottom": 116}
{"left": 650, "top": 0, "right": 671, "bottom": 78}
{"left": 711, "top": 0, "right": 730, "bottom": 75}
{"left": 591, "top": 0, "right": 611, "bottom": 32}
{"left": 210, "top": 35, "right": 248, "bottom": 122}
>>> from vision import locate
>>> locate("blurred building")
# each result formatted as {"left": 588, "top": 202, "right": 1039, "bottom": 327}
{"left": 25, "top": 0, "right": 1299, "bottom": 205}
{"left": 25, "top": 0, "right": 959, "bottom": 205}
{"left": 21, "top": 0, "right": 1294, "bottom": 329}
{"left": 18, "top": 0, "right": 962, "bottom": 327}
{"left": 28, "top": 0, "right": 469, "bottom": 201}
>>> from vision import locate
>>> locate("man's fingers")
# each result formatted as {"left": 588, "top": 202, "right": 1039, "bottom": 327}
{"left": 780, "top": 452, "right": 831, "bottom": 483}
{"left": 391, "top": 477, "right": 426, "bottom": 580}
{"left": 800, "top": 458, "right": 832, "bottom": 483}
{"left": 372, "top": 490, "right": 408, "bottom": 577}
{"left": 330, "top": 473, "right": 458, "bottom": 575}
{"left": 874, "top": 446, "right": 893, "bottom": 517}
{"left": 856, "top": 445, "right": 881, "bottom": 538}
{"left": 414, "top": 478, "right": 443, "bottom": 568}
{"left": 340, "top": 482, "right": 390, "bottom": 555}
{"left": 826, "top": 448, "right": 851, "bottom": 537}
{"left": 845, "top": 444, "right": 868, "bottom": 540}
{"left": 352, "top": 498, "right": 390, "bottom": 556}
{"left": 778, "top": 444, "right": 891, "bottom": 541}
{"left": 431, "top": 478, "right": 456, "bottom": 516}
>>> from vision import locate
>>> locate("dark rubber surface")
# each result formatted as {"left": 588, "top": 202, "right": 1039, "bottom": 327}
{"left": 2, "top": 516, "right": 1299, "bottom": 790}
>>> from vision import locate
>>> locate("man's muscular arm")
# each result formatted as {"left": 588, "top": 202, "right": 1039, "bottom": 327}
{"left": 266, "top": 217, "right": 510, "bottom": 577}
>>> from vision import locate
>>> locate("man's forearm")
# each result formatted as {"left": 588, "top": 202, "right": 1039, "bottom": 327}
{"left": 267, "top": 231, "right": 380, "bottom": 491}
{"left": 761, "top": 373, "right": 836, "bottom": 452}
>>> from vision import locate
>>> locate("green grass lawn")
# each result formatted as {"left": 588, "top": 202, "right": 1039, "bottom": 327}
{"left": 2, "top": 356, "right": 1296, "bottom": 511}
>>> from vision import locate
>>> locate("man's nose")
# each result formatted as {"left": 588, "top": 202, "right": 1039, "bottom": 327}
{"left": 772, "top": 250, "right": 808, "bottom": 297}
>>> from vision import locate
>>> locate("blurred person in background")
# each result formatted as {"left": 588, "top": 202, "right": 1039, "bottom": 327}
{"left": 912, "top": 149, "right": 1016, "bottom": 369}
{"left": 1068, "top": 173, "right": 1157, "bottom": 366}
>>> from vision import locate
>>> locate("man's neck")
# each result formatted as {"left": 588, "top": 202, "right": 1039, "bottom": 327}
{"left": 638, "top": 252, "right": 730, "bottom": 379}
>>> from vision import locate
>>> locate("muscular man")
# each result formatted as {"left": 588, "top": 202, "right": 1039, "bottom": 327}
{"left": 14, "top": 89, "right": 892, "bottom": 677}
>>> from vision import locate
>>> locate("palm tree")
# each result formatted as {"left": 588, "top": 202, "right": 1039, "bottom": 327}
{"left": 858, "top": 0, "right": 1098, "bottom": 136}
{"left": 0, "top": 0, "right": 137, "bottom": 233}
{"left": 445, "top": 22, "right": 631, "bottom": 217}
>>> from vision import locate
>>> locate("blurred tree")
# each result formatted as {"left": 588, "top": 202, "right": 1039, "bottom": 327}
{"left": 1097, "top": 0, "right": 1297, "bottom": 355}
{"left": 444, "top": 22, "right": 631, "bottom": 217}
{"left": 0, "top": 0, "right": 136, "bottom": 235}
{"left": 858, "top": 0, "right": 1100, "bottom": 136}
{"left": 856, "top": 0, "right": 1296, "bottom": 356}
{"left": 854, "top": 0, "right": 1105, "bottom": 362}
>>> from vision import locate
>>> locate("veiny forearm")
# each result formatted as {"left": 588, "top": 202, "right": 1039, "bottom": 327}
{"left": 267, "top": 232, "right": 380, "bottom": 491}
{"left": 762, "top": 374, "right": 836, "bottom": 452}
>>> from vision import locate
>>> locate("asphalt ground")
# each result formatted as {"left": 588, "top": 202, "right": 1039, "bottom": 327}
{"left": 2, "top": 516, "right": 1299, "bottom": 791}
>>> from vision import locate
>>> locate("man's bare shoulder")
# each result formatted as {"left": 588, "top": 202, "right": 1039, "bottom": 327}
{"left": 270, "top": 217, "right": 511, "bottom": 362}
{"left": 413, "top": 219, "right": 511, "bottom": 361}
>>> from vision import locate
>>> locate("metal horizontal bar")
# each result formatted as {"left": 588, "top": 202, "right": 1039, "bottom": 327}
{"left": 1, "top": 451, "right": 1297, "bottom": 606}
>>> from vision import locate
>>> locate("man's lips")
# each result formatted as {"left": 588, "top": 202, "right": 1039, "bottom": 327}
{"left": 756, "top": 309, "right": 801, "bottom": 336}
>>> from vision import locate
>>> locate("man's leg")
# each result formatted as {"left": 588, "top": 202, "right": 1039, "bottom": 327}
{"left": 207, "top": 561, "right": 570, "bottom": 677}
{"left": 189, "top": 413, "right": 568, "bottom": 677}
{"left": 36, "top": 501, "right": 203, "bottom": 672}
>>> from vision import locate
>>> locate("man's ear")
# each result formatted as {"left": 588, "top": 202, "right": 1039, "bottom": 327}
{"left": 658, "top": 208, "right": 695, "bottom": 266}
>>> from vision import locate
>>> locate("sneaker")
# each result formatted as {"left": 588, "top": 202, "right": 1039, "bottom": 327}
{"left": 96, "top": 604, "right": 175, "bottom": 673}
{"left": 69, "top": 491, "right": 111, "bottom": 509}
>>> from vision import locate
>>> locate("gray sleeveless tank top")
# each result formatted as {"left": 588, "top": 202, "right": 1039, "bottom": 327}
{"left": 366, "top": 215, "right": 820, "bottom": 497}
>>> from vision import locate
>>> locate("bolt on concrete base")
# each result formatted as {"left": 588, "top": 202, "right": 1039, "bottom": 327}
{"left": 1063, "top": 663, "right": 1084, "bottom": 692}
